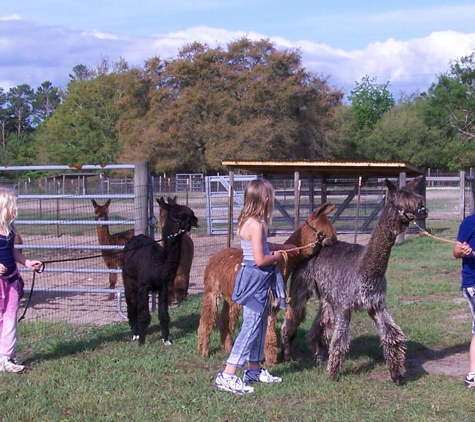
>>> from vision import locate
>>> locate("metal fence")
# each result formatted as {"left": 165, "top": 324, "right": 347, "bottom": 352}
{"left": 0, "top": 166, "right": 471, "bottom": 330}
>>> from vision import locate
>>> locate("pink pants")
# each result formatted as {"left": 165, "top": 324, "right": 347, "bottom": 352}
{"left": 0, "top": 279, "right": 20, "bottom": 359}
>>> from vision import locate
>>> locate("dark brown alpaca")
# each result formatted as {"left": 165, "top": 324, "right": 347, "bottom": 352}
{"left": 159, "top": 197, "right": 194, "bottom": 307}
{"left": 197, "top": 202, "right": 338, "bottom": 367}
{"left": 122, "top": 197, "right": 198, "bottom": 345}
{"left": 280, "top": 176, "right": 428, "bottom": 385}
{"left": 91, "top": 199, "right": 134, "bottom": 299}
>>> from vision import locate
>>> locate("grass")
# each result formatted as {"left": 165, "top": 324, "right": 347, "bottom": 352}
{"left": 1, "top": 221, "right": 474, "bottom": 421}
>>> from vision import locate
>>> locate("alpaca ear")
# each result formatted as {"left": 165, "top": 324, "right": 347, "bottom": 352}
{"left": 405, "top": 175, "right": 424, "bottom": 191}
{"left": 105, "top": 199, "right": 111, "bottom": 207}
{"left": 384, "top": 178, "right": 397, "bottom": 192}
{"left": 157, "top": 197, "right": 168, "bottom": 209}
{"left": 168, "top": 197, "right": 177, "bottom": 206}
{"left": 91, "top": 199, "right": 98, "bottom": 207}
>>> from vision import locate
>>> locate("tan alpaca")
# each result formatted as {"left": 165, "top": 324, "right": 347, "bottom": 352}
{"left": 91, "top": 199, "right": 134, "bottom": 299}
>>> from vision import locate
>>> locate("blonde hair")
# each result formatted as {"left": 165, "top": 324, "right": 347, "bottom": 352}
{"left": 237, "top": 178, "right": 275, "bottom": 232}
{"left": 0, "top": 187, "right": 18, "bottom": 237}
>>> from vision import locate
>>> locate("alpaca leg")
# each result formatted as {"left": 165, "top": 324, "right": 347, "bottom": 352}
{"left": 137, "top": 289, "right": 152, "bottom": 345}
{"left": 108, "top": 272, "right": 118, "bottom": 300}
{"left": 326, "top": 312, "right": 351, "bottom": 380}
{"left": 264, "top": 308, "right": 279, "bottom": 367}
{"left": 369, "top": 308, "right": 406, "bottom": 385}
{"left": 125, "top": 288, "right": 139, "bottom": 340}
{"left": 197, "top": 290, "right": 221, "bottom": 357}
{"left": 281, "top": 300, "right": 307, "bottom": 361}
{"left": 306, "top": 300, "right": 331, "bottom": 365}
{"left": 158, "top": 287, "right": 171, "bottom": 345}
{"left": 219, "top": 300, "right": 241, "bottom": 353}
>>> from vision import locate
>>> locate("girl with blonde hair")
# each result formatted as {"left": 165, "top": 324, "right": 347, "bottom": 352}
{"left": 214, "top": 178, "right": 298, "bottom": 394}
{"left": 0, "top": 187, "right": 42, "bottom": 373}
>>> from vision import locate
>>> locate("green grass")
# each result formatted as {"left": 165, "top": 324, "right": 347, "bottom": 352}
{"left": 1, "top": 222, "right": 474, "bottom": 421}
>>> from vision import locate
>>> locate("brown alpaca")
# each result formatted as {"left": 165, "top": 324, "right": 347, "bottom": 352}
{"left": 159, "top": 197, "right": 194, "bottom": 307}
{"left": 197, "top": 202, "right": 338, "bottom": 367}
{"left": 92, "top": 199, "right": 135, "bottom": 299}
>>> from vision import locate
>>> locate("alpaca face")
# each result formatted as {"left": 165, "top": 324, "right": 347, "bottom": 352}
{"left": 92, "top": 199, "right": 112, "bottom": 223}
{"left": 385, "top": 176, "right": 428, "bottom": 226}
{"left": 157, "top": 197, "right": 198, "bottom": 235}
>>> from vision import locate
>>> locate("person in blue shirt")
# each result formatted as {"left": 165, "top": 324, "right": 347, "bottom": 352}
{"left": 213, "top": 178, "right": 298, "bottom": 395}
{"left": 453, "top": 213, "right": 475, "bottom": 388}
{"left": 0, "top": 187, "right": 42, "bottom": 373}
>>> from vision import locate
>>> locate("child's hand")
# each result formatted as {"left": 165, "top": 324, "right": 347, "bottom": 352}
{"left": 0, "top": 263, "right": 6, "bottom": 276}
{"left": 25, "top": 259, "right": 43, "bottom": 273}
{"left": 460, "top": 242, "right": 473, "bottom": 257}
{"left": 282, "top": 244, "right": 299, "bottom": 257}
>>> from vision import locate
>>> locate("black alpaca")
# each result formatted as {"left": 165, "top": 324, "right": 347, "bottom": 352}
{"left": 280, "top": 176, "right": 428, "bottom": 385}
{"left": 122, "top": 197, "right": 198, "bottom": 345}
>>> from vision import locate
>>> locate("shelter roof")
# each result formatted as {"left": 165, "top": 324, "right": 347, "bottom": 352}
{"left": 221, "top": 160, "right": 424, "bottom": 178}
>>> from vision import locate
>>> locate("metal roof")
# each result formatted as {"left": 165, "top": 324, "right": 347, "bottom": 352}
{"left": 221, "top": 160, "right": 424, "bottom": 178}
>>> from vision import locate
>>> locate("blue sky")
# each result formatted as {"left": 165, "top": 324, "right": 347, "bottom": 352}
{"left": 2, "top": 1, "right": 475, "bottom": 97}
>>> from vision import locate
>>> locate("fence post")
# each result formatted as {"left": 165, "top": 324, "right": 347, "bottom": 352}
{"left": 460, "top": 170, "right": 466, "bottom": 220}
{"left": 134, "top": 161, "right": 149, "bottom": 236}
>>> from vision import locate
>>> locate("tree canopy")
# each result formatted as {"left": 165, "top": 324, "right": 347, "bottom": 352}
{"left": 3, "top": 39, "right": 475, "bottom": 172}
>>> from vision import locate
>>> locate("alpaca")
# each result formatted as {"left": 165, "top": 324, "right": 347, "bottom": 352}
{"left": 122, "top": 197, "right": 198, "bottom": 345}
{"left": 280, "top": 176, "right": 428, "bottom": 385}
{"left": 197, "top": 202, "right": 338, "bottom": 366}
{"left": 91, "top": 199, "right": 134, "bottom": 299}
{"left": 159, "top": 197, "right": 194, "bottom": 307}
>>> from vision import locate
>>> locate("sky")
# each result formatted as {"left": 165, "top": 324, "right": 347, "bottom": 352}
{"left": 2, "top": 1, "right": 475, "bottom": 98}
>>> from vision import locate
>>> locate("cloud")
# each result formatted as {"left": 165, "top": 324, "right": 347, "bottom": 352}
{"left": 1, "top": 17, "right": 475, "bottom": 98}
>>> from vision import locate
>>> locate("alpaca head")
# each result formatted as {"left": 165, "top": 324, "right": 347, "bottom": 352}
{"left": 385, "top": 175, "right": 428, "bottom": 232}
{"left": 92, "top": 199, "right": 111, "bottom": 223}
{"left": 157, "top": 197, "right": 198, "bottom": 237}
{"left": 286, "top": 202, "right": 338, "bottom": 257}
{"left": 305, "top": 202, "right": 338, "bottom": 248}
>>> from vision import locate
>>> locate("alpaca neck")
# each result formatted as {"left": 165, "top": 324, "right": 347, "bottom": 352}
{"left": 96, "top": 224, "right": 112, "bottom": 245}
{"left": 361, "top": 205, "right": 399, "bottom": 281}
{"left": 160, "top": 234, "right": 183, "bottom": 280}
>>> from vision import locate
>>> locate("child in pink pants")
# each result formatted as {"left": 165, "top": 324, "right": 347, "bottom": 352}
{"left": 0, "top": 187, "right": 42, "bottom": 373}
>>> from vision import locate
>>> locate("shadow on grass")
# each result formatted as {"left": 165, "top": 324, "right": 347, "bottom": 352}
{"left": 280, "top": 332, "right": 470, "bottom": 384}
{"left": 25, "top": 305, "right": 203, "bottom": 364}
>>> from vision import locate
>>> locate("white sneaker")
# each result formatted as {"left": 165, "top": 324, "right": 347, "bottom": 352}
{"left": 214, "top": 372, "right": 254, "bottom": 394}
{"left": 0, "top": 357, "right": 26, "bottom": 373}
{"left": 244, "top": 367, "right": 282, "bottom": 384}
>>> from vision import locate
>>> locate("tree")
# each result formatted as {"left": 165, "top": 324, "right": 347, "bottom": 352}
{"left": 427, "top": 52, "right": 475, "bottom": 142}
{"left": 118, "top": 37, "right": 344, "bottom": 174}
{"left": 35, "top": 59, "right": 122, "bottom": 165}
{"left": 348, "top": 76, "right": 395, "bottom": 129}
{"left": 6, "top": 84, "right": 35, "bottom": 135}
{"left": 32, "top": 81, "right": 61, "bottom": 125}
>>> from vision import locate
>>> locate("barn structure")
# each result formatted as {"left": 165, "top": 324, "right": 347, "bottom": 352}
{"left": 221, "top": 160, "right": 426, "bottom": 245}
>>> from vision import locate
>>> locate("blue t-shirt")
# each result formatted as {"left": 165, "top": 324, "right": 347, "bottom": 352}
{"left": 0, "top": 231, "right": 16, "bottom": 277}
{"left": 457, "top": 214, "right": 475, "bottom": 288}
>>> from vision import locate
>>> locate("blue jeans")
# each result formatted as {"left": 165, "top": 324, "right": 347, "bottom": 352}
{"left": 226, "top": 299, "right": 270, "bottom": 368}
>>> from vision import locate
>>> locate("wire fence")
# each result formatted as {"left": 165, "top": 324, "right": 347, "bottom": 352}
{"left": 3, "top": 170, "right": 466, "bottom": 332}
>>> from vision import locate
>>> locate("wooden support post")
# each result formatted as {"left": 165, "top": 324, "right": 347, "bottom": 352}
{"left": 134, "top": 161, "right": 149, "bottom": 236}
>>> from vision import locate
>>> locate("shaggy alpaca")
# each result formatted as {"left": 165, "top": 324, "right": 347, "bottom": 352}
{"left": 92, "top": 199, "right": 134, "bottom": 299}
{"left": 197, "top": 202, "right": 338, "bottom": 366}
{"left": 280, "top": 176, "right": 428, "bottom": 385}
{"left": 122, "top": 197, "right": 198, "bottom": 345}
{"left": 159, "top": 197, "right": 194, "bottom": 307}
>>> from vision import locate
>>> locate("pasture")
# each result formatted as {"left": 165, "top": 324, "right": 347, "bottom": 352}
{"left": 1, "top": 187, "right": 473, "bottom": 421}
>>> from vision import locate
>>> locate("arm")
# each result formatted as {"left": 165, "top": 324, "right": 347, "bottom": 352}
{"left": 13, "top": 248, "right": 43, "bottom": 272}
{"left": 268, "top": 242, "right": 299, "bottom": 257}
{"left": 248, "top": 224, "right": 300, "bottom": 266}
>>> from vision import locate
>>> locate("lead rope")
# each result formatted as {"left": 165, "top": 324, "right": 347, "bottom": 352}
{"left": 17, "top": 229, "right": 187, "bottom": 322}
{"left": 412, "top": 221, "right": 475, "bottom": 256}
